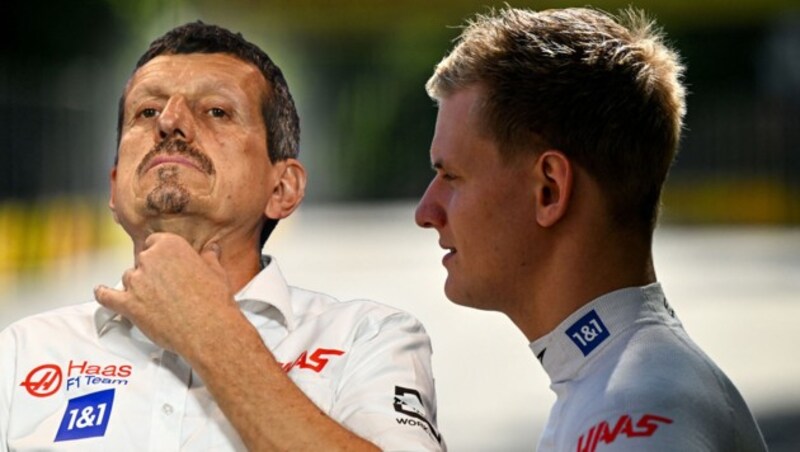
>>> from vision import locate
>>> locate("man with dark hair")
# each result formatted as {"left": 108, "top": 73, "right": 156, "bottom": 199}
{"left": 415, "top": 7, "right": 766, "bottom": 451}
{"left": 0, "top": 22, "right": 444, "bottom": 451}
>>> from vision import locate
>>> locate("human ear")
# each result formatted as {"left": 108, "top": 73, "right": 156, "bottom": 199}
{"left": 109, "top": 167, "right": 120, "bottom": 224}
{"left": 533, "top": 150, "right": 573, "bottom": 227}
{"left": 265, "top": 159, "right": 307, "bottom": 220}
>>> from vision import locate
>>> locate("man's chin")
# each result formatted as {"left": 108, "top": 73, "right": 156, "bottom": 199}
{"left": 444, "top": 279, "right": 501, "bottom": 312}
{"left": 445, "top": 280, "right": 475, "bottom": 308}
{"left": 146, "top": 185, "right": 190, "bottom": 214}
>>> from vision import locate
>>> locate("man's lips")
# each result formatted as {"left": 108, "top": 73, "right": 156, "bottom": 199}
{"left": 440, "top": 243, "right": 456, "bottom": 264}
{"left": 145, "top": 155, "right": 204, "bottom": 173}
{"left": 136, "top": 139, "right": 215, "bottom": 176}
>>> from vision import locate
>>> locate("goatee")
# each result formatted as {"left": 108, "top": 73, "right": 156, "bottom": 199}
{"left": 146, "top": 165, "right": 190, "bottom": 214}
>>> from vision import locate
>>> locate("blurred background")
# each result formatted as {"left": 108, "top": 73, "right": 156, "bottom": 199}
{"left": 1, "top": 0, "right": 799, "bottom": 450}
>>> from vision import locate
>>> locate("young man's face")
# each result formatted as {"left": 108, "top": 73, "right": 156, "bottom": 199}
{"left": 111, "top": 53, "right": 281, "bottom": 242}
{"left": 415, "top": 85, "right": 541, "bottom": 311}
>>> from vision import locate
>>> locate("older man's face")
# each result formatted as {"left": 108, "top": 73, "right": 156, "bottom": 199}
{"left": 111, "top": 53, "right": 276, "bottom": 242}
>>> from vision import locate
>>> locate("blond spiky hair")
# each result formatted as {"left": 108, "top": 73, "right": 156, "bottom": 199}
{"left": 427, "top": 7, "right": 686, "bottom": 233}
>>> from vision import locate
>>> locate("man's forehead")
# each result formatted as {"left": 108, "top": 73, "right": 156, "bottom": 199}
{"left": 431, "top": 87, "right": 484, "bottom": 148}
{"left": 125, "top": 53, "right": 267, "bottom": 96}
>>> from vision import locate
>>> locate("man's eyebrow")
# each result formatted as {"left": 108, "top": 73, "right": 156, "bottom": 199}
{"left": 139, "top": 84, "right": 165, "bottom": 95}
{"left": 431, "top": 160, "right": 444, "bottom": 171}
{"left": 126, "top": 85, "right": 167, "bottom": 103}
{"left": 129, "top": 80, "right": 241, "bottom": 98}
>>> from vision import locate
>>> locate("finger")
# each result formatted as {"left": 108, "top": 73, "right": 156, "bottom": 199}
{"left": 94, "top": 284, "right": 130, "bottom": 314}
{"left": 121, "top": 268, "right": 136, "bottom": 291}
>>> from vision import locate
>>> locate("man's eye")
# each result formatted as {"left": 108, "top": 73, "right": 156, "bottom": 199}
{"left": 441, "top": 173, "right": 457, "bottom": 181}
{"left": 140, "top": 108, "right": 159, "bottom": 118}
{"left": 209, "top": 107, "right": 227, "bottom": 118}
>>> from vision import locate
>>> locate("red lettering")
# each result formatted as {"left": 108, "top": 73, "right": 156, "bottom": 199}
{"left": 118, "top": 365, "right": 132, "bottom": 377}
{"left": 292, "top": 352, "right": 309, "bottom": 371}
{"left": 633, "top": 414, "right": 673, "bottom": 436}
{"left": 282, "top": 348, "right": 345, "bottom": 373}
{"left": 576, "top": 413, "right": 674, "bottom": 451}
{"left": 598, "top": 416, "right": 629, "bottom": 445}
{"left": 577, "top": 425, "right": 597, "bottom": 452}
{"left": 281, "top": 351, "right": 307, "bottom": 373}
{"left": 301, "top": 348, "right": 345, "bottom": 372}
{"left": 67, "top": 360, "right": 86, "bottom": 376}
{"left": 619, "top": 415, "right": 636, "bottom": 438}
{"left": 67, "top": 360, "right": 133, "bottom": 378}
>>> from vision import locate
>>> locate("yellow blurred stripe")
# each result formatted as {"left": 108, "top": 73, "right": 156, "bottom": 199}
{"left": 0, "top": 197, "right": 123, "bottom": 275}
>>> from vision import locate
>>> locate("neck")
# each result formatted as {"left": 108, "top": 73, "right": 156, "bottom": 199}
{"left": 131, "top": 216, "right": 264, "bottom": 293}
{"left": 506, "top": 226, "right": 656, "bottom": 343}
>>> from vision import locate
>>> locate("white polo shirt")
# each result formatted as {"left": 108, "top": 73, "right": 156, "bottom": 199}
{"left": 0, "top": 257, "right": 444, "bottom": 451}
{"left": 530, "top": 283, "right": 767, "bottom": 452}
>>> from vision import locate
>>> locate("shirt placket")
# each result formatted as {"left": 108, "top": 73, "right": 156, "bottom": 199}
{"left": 148, "top": 349, "right": 192, "bottom": 451}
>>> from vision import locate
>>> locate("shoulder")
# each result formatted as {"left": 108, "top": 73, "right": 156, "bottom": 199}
{"left": 583, "top": 322, "right": 741, "bottom": 413}
{"left": 0, "top": 303, "right": 100, "bottom": 396}
{"left": 1, "top": 302, "right": 98, "bottom": 339}
{"left": 288, "top": 286, "right": 427, "bottom": 338}
{"left": 561, "top": 323, "right": 765, "bottom": 451}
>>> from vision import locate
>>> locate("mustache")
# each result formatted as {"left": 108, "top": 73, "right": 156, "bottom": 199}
{"left": 136, "top": 138, "right": 216, "bottom": 176}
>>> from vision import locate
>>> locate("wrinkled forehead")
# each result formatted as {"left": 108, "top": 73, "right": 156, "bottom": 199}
{"left": 124, "top": 53, "right": 269, "bottom": 102}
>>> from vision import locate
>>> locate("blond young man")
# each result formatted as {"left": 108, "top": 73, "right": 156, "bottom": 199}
{"left": 416, "top": 7, "right": 767, "bottom": 451}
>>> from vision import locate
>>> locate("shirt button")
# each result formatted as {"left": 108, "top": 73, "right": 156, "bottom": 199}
{"left": 162, "top": 403, "right": 174, "bottom": 415}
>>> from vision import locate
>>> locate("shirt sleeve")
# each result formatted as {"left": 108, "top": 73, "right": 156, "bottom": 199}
{"left": 329, "top": 310, "right": 445, "bottom": 451}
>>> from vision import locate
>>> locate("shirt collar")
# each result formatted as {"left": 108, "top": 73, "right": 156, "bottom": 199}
{"left": 529, "top": 283, "right": 674, "bottom": 383}
{"left": 94, "top": 255, "right": 296, "bottom": 336}
{"left": 235, "top": 256, "right": 296, "bottom": 331}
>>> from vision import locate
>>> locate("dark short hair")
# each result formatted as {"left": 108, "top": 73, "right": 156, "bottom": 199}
{"left": 427, "top": 7, "right": 686, "bottom": 234}
{"left": 116, "top": 21, "right": 299, "bottom": 247}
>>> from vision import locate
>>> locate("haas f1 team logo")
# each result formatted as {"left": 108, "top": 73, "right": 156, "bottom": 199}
{"left": 20, "top": 364, "right": 63, "bottom": 397}
{"left": 20, "top": 361, "right": 133, "bottom": 397}
{"left": 577, "top": 413, "right": 673, "bottom": 452}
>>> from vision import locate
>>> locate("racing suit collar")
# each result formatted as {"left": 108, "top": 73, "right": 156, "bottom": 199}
{"left": 529, "top": 283, "right": 671, "bottom": 383}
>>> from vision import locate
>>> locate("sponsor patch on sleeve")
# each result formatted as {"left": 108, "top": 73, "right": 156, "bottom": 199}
{"left": 394, "top": 385, "right": 442, "bottom": 444}
{"left": 566, "top": 309, "right": 610, "bottom": 356}
{"left": 54, "top": 388, "right": 115, "bottom": 442}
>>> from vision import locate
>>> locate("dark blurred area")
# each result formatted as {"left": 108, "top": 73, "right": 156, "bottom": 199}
{"left": 1, "top": 0, "right": 123, "bottom": 197}
{"left": 1, "top": 0, "right": 799, "bottom": 259}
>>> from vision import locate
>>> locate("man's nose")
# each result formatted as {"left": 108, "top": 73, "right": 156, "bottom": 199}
{"left": 156, "top": 96, "right": 195, "bottom": 142}
{"left": 415, "top": 183, "right": 446, "bottom": 229}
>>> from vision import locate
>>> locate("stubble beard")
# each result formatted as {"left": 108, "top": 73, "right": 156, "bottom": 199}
{"left": 146, "top": 165, "right": 190, "bottom": 214}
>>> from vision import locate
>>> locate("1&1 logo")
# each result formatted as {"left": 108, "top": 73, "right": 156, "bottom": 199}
{"left": 20, "top": 364, "right": 62, "bottom": 397}
{"left": 54, "top": 388, "right": 116, "bottom": 442}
